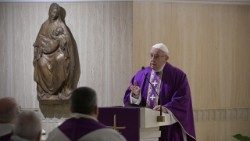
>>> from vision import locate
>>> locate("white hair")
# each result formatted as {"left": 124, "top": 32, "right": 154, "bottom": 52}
{"left": 13, "top": 111, "right": 41, "bottom": 141}
{"left": 152, "top": 43, "right": 169, "bottom": 56}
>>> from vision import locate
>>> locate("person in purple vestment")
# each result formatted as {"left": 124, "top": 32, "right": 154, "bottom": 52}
{"left": 0, "top": 97, "right": 19, "bottom": 141}
{"left": 47, "top": 87, "right": 126, "bottom": 141}
{"left": 123, "top": 43, "right": 196, "bottom": 141}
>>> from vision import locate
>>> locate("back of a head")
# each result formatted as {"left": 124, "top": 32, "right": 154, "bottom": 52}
{"left": 0, "top": 97, "right": 18, "bottom": 123}
{"left": 13, "top": 111, "right": 41, "bottom": 141}
{"left": 70, "top": 87, "right": 97, "bottom": 115}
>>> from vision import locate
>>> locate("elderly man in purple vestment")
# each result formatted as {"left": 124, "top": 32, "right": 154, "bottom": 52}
{"left": 47, "top": 87, "right": 126, "bottom": 141}
{"left": 123, "top": 43, "right": 196, "bottom": 141}
{"left": 0, "top": 97, "right": 19, "bottom": 141}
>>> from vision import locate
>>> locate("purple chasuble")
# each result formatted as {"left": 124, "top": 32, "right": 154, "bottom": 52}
{"left": 59, "top": 117, "right": 106, "bottom": 141}
{"left": 124, "top": 63, "right": 196, "bottom": 141}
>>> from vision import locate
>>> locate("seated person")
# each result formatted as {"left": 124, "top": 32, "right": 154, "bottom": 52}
{"left": 11, "top": 111, "right": 42, "bottom": 141}
{"left": 0, "top": 97, "right": 19, "bottom": 141}
{"left": 47, "top": 87, "right": 126, "bottom": 141}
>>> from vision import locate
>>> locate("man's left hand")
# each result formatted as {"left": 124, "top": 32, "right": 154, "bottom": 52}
{"left": 153, "top": 105, "right": 161, "bottom": 111}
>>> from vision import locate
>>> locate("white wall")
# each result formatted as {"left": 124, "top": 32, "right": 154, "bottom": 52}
{"left": 0, "top": 1, "right": 133, "bottom": 133}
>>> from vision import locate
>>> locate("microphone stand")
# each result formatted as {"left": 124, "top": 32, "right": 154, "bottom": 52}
{"left": 144, "top": 72, "right": 165, "bottom": 122}
{"left": 157, "top": 93, "right": 165, "bottom": 122}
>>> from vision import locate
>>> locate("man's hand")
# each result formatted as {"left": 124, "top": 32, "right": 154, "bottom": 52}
{"left": 129, "top": 82, "right": 141, "bottom": 98}
{"left": 153, "top": 105, "right": 161, "bottom": 111}
{"left": 153, "top": 105, "right": 168, "bottom": 113}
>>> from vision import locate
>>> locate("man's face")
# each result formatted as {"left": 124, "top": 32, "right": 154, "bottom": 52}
{"left": 49, "top": 7, "right": 59, "bottom": 20}
{"left": 150, "top": 48, "right": 168, "bottom": 71}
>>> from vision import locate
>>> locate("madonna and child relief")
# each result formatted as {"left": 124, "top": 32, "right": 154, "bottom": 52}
{"left": 33, "top": 3, "right": 80, "bottom": 103}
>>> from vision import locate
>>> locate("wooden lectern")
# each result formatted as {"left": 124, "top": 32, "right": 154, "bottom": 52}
{"left": 98, "top": 107, "right": 172, "bottom": 141}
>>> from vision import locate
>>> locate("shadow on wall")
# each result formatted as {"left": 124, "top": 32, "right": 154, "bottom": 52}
{"left": 233, "top": 134, "right": 250, "bottom": 141}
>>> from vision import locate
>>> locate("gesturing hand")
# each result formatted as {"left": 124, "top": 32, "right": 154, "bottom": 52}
{"left": 129, "top": 81, "right": 141, "bottom": 98}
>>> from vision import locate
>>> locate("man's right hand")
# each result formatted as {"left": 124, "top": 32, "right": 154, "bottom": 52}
{"left": 129, "top": 85, "right": 141, "bottom": 98}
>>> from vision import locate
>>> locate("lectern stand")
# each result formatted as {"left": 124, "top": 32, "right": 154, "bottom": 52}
{"left": 98, "top": 107, "right": 171, "bottom": 141}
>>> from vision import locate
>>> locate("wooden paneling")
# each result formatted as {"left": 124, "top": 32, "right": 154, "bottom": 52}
{"left": 194, "top": 108, "right": 250, "bottom": 140}
{"left": 133, "top": 2, "right": 250, "bottom": 141}
{"left": 133, "top": 2, "right": 250, "bottom": 109}
{"left": 196, "top": 120, "right": 250, "bottom": 141}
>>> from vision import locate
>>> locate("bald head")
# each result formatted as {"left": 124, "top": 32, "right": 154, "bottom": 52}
{"left": 0, "top": 97, "right": 18, "bottom": 123}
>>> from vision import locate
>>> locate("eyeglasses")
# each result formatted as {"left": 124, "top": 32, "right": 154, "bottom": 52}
{"left": 150, "top": 53, "right": 165, "bottom": 60}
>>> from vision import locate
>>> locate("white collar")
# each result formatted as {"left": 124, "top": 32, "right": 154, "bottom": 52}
{"left": 70, "top": 113, "right": 97, "bottom": 121}
{"left": 158, "top": 63, "right": 166, "bottom": 72}
{"left": 153, "top": 63, "right": 165, "bottom": 72}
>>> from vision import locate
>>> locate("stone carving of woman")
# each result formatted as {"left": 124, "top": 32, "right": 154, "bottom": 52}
{"left": 33, "top": 3, "right": 80, "bottom": 101}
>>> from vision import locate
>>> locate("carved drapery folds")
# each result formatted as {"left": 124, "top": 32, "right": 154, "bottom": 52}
{"left": 33, "top": 3, "right": 80, "bottom": 103}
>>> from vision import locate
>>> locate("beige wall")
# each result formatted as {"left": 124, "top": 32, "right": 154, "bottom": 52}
{"left": 133, "top": 1, "right": 250, "bottom": 141}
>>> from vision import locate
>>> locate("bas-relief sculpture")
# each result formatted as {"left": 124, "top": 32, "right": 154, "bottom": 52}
{"left": 33, "top": 3, "right": 80, "bottom": 104}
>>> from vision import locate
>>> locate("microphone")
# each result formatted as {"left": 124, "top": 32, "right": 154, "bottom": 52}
{"left": 143, "top": 67, "right": 165, "bottom": 122}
